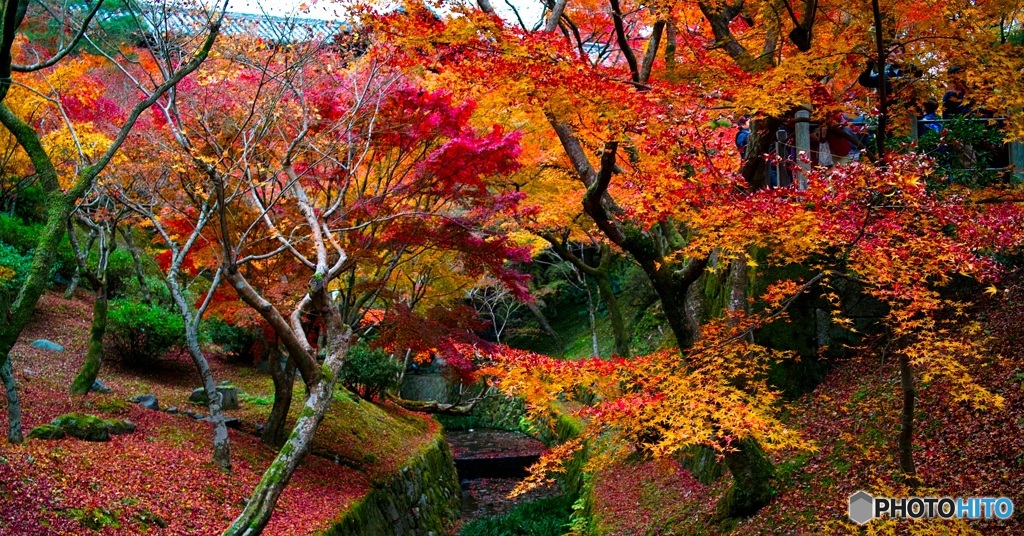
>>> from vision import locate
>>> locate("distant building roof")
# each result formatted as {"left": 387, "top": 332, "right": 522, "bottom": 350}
{"left": 96, "top": 6, "right": 346, "bottom": 43}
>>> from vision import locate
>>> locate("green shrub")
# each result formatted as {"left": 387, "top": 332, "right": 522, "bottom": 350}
{"left": 203, "top": 317, "right": 263, "bottom": 364}
{"left": 122, "top": 273, "right": 174, "bottom": 307}
{"left": 0, "top": 242, "right": 30, "bottom": 311}
{"left": 2, "top": 183, "right": 48, "bottom": 222}
{"left": 105, "top": 300, "right": 185, "bottom": 367}
{"left": 92, "top": 248, "right": 135, "bottom": 297}
{"left": 49, "top": 235, "right": 79, "bottom": 285}
{"left": 341, "top": 343, "right": 403, "bottom": 401}
{"left": 0, "top": 213, "right": 43, "bottom": 252}
{"left": 459, "top": 494, "right": 573, "bottom": 536}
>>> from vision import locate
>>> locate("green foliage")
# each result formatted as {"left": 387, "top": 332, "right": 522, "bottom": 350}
{"left": 341, "top": 343, "right": 402, "bottom": 401}
{"left": 917, "top": 116, "right": 1011, "bottom": 187}
{"left": 49, "top": 235, "right": 79, "bottom": 285}
{"left": 65, "top": 507, "right": 120, "bottom": 530}
{"left": 95, "top": 249, "right": 135, "bottom": 297}
{"left": 435, "top": 385, "right": 528, "bottom": 432}
{"left": 458, "top": 494, "right": 574, "bottom": 536}
{"left": 0, "top": 242, "right": 30, "bottom": 309}
{"left": 104, "top": 300, "right": 184, "bottom": 367}
{"left": 123, "top": 274, "right": 174, "bottom": 307}
{"left": 203, "top": 317, "right": 262, "bottom": 364}
{"left": 238, "top": 392, "right": 274, "bottom": 406}
{"left": 1, "top": 183, "right": 48, "bottom": 222}
{"left": 0, "top": 213, "right": 43, "bottom": 252}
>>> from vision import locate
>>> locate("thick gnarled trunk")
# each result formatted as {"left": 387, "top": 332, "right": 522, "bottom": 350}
{"left": 70, "top": 284, "right": 108, "bottom": 395}
{"left": 720, "top": 438, "right": 775, "bottom": 517}
{"left": 262, "top": 345, "right": 296, "bottom": 447}
{"left": 224, "top": 295, "right": 351, "bottom": 535}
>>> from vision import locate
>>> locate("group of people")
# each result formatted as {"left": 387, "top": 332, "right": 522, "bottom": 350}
{"left": 733, "top": 64, "right": 1008, "bottom": 179}
{"left": 733, "top": 113, "right": 870, "bottom": 182}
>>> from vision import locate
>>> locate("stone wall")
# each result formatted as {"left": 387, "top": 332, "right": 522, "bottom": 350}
{"left": 321, "top": 434, "right": 461, "bottom": 536}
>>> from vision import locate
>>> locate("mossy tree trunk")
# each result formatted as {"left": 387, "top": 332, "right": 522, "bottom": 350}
{"left": 69, "top": 285, "right": 108, "bottom": 395}
{"left": 0, "top": 359, "right": 21, "bottom": 443}
{"left": 223, "top": 347, "right": 347, "bottom": 536}
{"left": 223, "top": 265, "right": 353, "bottom": 535}
{"left": 262, "top": 343, "right": 296, "bottom": 447}
{"left": 720, "top": 438, "right": 775, "bottom": 517}
{"left": 594, "top": 271, "right": 628, "bottom": 357}
{"left": 69, "top": 214, "right": 116, "bottom": 396}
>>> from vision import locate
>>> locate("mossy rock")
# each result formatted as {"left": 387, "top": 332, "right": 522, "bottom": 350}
{"left": 49, "top": 413, "right": 135, "bottom": 442}
{"left": 28, "top": 424, "right": 66, "bottom": 440}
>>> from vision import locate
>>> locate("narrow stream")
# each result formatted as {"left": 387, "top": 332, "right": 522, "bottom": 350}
{"left": 445, "top": 429, "right": 558, "bottom": 523}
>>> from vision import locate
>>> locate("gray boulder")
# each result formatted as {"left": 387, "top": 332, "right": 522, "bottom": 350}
{"left": 91, "top": 379, "right": 112, "bottom": 394}
{"left": 132, "top": 394, "right": 160, "bottom": 411}
{"left": 189, "top": 384, "right": 239, "bottom": 410}
{"left": 188, "top": 387, "right": 208, "bottom": 405}
{"left": 30, "top": 339, "right": 64, "bottom": 352}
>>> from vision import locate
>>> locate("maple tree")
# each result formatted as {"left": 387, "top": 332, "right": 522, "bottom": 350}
{"left": 0, "top": 0, "right": 228, "bottom": 443}
{"left": 105, "top": 27, "right": 529, "bottom": 529}
{"left": 371, "top": 0, "right": 1024, "bottom": 517}
{"left": 65, "top": 186, "right": 134, "bottom": 396}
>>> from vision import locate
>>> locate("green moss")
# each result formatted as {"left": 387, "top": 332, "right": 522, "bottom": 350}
{"left": 238, "top": 392, "right": 274, "bottom": 406}
{"left": 65, "top": 507, "right": 120, "bottom": 530}
{"left": 28, "top": 424, "right": 66, "bottom": 440}
{"left": 321, "top": 362, "right": 334, "bottom": 384}
{"left": 320, "top": 435, "right": 460, "bottom": 536}
{"left": 92, "top": 397, "right": 130, "bottom": 415}
{"left": 49, "top": 413, "right": 135, "bottom": 442}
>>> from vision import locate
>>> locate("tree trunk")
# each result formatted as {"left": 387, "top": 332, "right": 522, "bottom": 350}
{"left": 651, "top": 269, "right": 701, "bottom": 348}
{"left": 685, "top": 276, "right": 707, "bottom": 342}
{"left": 727, "top": 255, "right": 749, "bottom": 317}
{"left": 187, "top": 325, "right": 232, "bottom": 473}
{"left": 1, "top": 359, "right": 22, "bottom": 444}
{"left": 262, "top": 346, "right": 296, "bottom": 447}
{"left": 121, "top": 228, "right": 153, "bottom": 304}
{"left": 63, "top": 266, "right": 81, "bottom": 298}
{"left": 0, "top": 188, "right": 73, "bottom": 442}
{"left": 224, "top": 336, "right": 350, "bottom": 536}
{"left": 585, "top": 282, "right": 599, "bottom": 358}
{"left": 70, "top": 283, "right": 107, "bottom": 395}
{"left": 594, "top": 271, "right": 629, "bottom": 357}
{"left": 167, "top": 272, "right": 232, "bottom": 472}
{"left": 525, "top": 300, "right": 562, "bottom": 352}
{"left": 898, "top": 352, "right": 916, "bottom": 477}
{"left": 720, "top": 438, "right": 775, "bottom": 517}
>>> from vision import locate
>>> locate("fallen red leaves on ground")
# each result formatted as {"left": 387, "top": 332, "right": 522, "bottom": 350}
{"left": 0, "top": 292, "right": 435, "bottom": 535}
